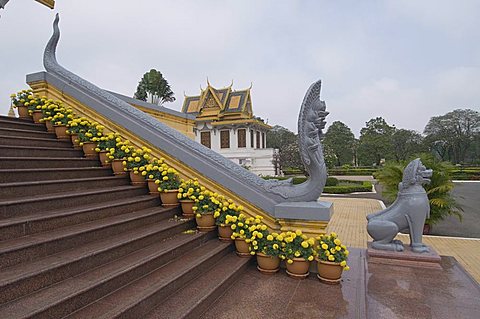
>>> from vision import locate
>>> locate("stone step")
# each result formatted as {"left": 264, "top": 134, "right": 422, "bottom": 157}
{"left": 0, "top": 204, "right": 181, "bottom": 270}
{"left": 0, "top": 167, "right": 113, "bottom": 183}
{"left": 0, "top": 118, "right": 47, "bottom": 131}
{"left": 0, "top": 210, "right": 193, "bottom": 305}
{"left": 0, "top": 156, "right": 100, "bottom": 169}
{"left": 0, "top": 195, "right": 160, "bottom": 241}
{"left": 0, "top": 145, "right": 83, "bottom": 158}
{"left": 0, "top": 115, "right": 35, "bottom": 123}
{"left": 63, "top": 240, "right": 231, "bottom": 319}
{"left": 0, "top": 175, "right": 130, "bottom": 200}
{"left": 0, "top": 135, "right": 72, "bottom": 148}
{"left": 0, "top": 185, "right": 148, "bottom": 219}
{"left": 0, "top": 232, "right": 221, "bottom": 319}
{"left": 0, "top": 127, "right": 56, "bottom": 139}
{"left": 145, "top": 253, "right": 251, "bottom": 319}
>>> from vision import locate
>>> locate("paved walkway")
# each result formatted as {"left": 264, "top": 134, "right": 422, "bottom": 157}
{"left": 323, "top": 197, "right": 480, "bottom": 283}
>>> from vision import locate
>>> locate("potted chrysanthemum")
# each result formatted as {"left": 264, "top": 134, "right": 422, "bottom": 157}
{"left": 78, "top": 122, "right": 104, "bottom": 158}
{"left": 107, "top": 138, "right": 130, "bottom": 175}
{"left": 282, "top": 230, "right": 316, "bottom": 279}
{"left": 215, "top": 199, "right": 242, "bottom": 241}
{"left": 51, "top": 106, "right": 74, "bottom": 139}
{"left": 251, "top": 228, "right": 284, "bottom": 274}
{"left": 67, "top": 117, "right": 91, "bottom": 149}
{"left": 124, "top": 147, "right": 151, "bottom": 185}
{"left": 95, "top": 133, "right": 117, "bottom": 167}
{"left": 229, "top": 215, "right": 263, "bottom": 257}
{"left": 10, "top": 89, "right": 32, "bottom": 118}
{"left": 193, "top": 190, "right": 221, "bottom": 232}
{"left": 177, "top": 179, "right": 202, "bottom": 217}
{"left": 316, "top": 232, "right": 349, "bottom": 284}
{"left": 156, "top": 162, "right": 181, "bottom": 207}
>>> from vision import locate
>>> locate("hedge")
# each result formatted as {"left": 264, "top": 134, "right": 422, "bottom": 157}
{"left": 327, "top": 169, "right": 378, "bottom": 176}
{"left": 323, "top": 181, "right": 373, "bottom": 194}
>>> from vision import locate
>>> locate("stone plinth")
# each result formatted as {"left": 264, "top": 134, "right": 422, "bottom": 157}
{"left": 274, "top": 201, "right": 333, "bottom": 237}
{"left": 367, "top": 242, "right": 442, "bottom": 269}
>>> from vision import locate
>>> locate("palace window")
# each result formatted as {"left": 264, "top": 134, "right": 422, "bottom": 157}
{"left": 250, "top": 130, "right": 254, "bottom": 148}
{"left": 220, "top": 130, "right": 230, "bottom": 149}
{"left": 200, "top": 131, "right": 211, "bottom": 148}
{"left": 237, "top": 129, "right": 246, "bottom": 148}
{"left": 256, "top": 131, "right": 261, "bottom": 149}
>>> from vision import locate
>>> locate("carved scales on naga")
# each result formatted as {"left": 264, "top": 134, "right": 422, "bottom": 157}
{"left": 42, "top": 14, "right": 329, "bottom": 209}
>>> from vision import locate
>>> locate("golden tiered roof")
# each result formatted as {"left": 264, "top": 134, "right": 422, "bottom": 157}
{"left": 182, "top": 81, "right": 270, "bottom": 129}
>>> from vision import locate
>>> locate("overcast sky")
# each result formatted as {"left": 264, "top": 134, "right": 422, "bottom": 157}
{"left": 1, "top": 0, "right": 479, "bottom": 136}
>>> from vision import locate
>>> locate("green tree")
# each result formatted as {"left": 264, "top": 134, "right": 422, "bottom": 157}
{"left": 134, "top": 69, "right": 175, "bottom": 105}
{"left": 279, "top": 140, "right": 305, "bottom": 175}
{"left": 391, "top": 129, "right": 425, "bottom": 161}
{"left": 357, "top": 117, "right": 395, "bottom": 166}
{"left": 323, "top": 121, "right": 355, "bottom": 167}
{"left": 424, "top": 109, "right": 480, "bottom": 164}
{"left": 375, "top": 154, "right": 462, "bottom": 227}
{"left": 266, "top": 125, "right": 297, "bottom": 149}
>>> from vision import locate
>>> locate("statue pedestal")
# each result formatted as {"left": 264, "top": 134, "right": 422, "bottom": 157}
{"left": 367, "top": 242, "right": 442, "bottom": 270}
{"left": 274, "top": 201, "right": 333, "bottom": 237}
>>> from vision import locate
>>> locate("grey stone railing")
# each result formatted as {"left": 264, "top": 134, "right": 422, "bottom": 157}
{"left": 33, "top": 14, "right": 331, "bottom": 220}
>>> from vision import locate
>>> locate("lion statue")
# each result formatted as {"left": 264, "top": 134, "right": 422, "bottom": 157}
{"left": 367, "top": 158, "right": 433, "bottom": 253}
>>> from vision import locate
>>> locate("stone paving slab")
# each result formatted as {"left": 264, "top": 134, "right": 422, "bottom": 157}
{"left": 202, "top": 248, "right": 480, "bottom": 319}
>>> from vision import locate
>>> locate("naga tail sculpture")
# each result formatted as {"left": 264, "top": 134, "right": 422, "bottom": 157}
{"left": 41, "top": 14, "right": 329, "bottom": 217}
{"left": 367, "top": 158, "right": 433, "bottom": 253}
{"left": 263, "top": 80, "right": 329, "bottom": 202}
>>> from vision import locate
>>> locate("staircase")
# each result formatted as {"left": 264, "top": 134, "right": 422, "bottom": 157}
{"left": 0, "top": 115, "right": 251, "bottom": 318}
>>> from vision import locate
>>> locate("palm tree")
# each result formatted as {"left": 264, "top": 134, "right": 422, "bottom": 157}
{"left": 134, "top": 69, "right": 175, "bottom": 106}
{"left": 375, "top": 153, "right": 462, "bottom": 227}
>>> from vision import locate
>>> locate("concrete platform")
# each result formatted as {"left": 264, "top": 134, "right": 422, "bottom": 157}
{"left": 367, "top": 242, "right": 442, "bottom": 269}
{"left": 202, "top": 248, "right": 480, "bottom": 319}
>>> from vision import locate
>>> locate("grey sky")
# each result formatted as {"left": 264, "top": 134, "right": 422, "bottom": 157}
{"left": 1, "top": 0, "right": 479, "bottom": 136}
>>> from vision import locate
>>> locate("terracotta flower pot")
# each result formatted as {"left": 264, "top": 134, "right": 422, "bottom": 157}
{"left": 147, "top": 179, "right": 160, "bottom": 195}
{"left": 129, "top": 171, "right": 146, "bottom": 186}
{"left": 256, "top": 253, "right": 280, "bottom": 274}
{"left": 32, "top": 110, "right": 43, "bottom": 123}
{"left": 195, "top": 213, "right": 216, "bottom": 232}
{"left": 160, "top": 189, "right": 180, "bottom": 207}
{"left": 316, "top": 259, "right": 344, "bottom": 285}
{"left": 111, "top": 159, "right": 127, "bottom": 175}
{"left": 70, "top": 134, "right": 81, "bottom": 149}
{"left": 98, "top": 151, "right": 110, "bottom": 167}
{"left": 286, "top": 258, "right": 310, "bottom": 279}
{"left": 82, "top": 142, "right": 98, "bottom": 158}
{"left": 180, "top": 200, "right": 194, "bottom": 217}
{"left": 44, "top": 120, "right": 55, "bottom": 132}
{"left": 217, "top": 224, "right": 233, "bottom": 242}
{"left": 54, "top": 125, "right": 69, "bottom": 139}
{"left": 16, "top": 105, "right": 29, "bottom": 118}
{"left": 234, "top": 238, "right": 251, "bottom": 258}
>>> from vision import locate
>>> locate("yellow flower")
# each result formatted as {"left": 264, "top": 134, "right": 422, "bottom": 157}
{"left": 163, "top": 176, "right": 169, "bottom": 181}
{"left": 294, "top": 251, "right": 301, "bottom": 257}
{"left": 307, "top": 255, "right": 314, "bottom": 261}
{"left": 330, "top": 232, "right": 337, "bottom": 238}
{"left": 345, "top": 250, "right": 349, "bottom": 256}
{"left": 340, "top": 260, "right": 347, "bottom": 267}
{"left": 321, "top": 244, "right": 328, "bottom": 250}
{"left": 214, "top": 211, "right": 220, "bottom": 218}
{"left": 328, "top": 255, "right": 335, "bottom": 261}
{"left": 301, "top": 241, "right": 309, "bottom": 248}
{"left": 273, "top": 244, "right": 279, "bottom": 250}
{"left": 287, "top": 259, "right": 293, "bottom": 264}
{"left": 295, "top": 229, "right": 302, "bottom": 236}
{"left": 344, "top": 266, "right": 350, "bottom": 271}
{"left": 267, "top": 235, "right": 273, "bottom": 241}
{"left": 277, "top": 235, "right": 284, "bottom": 241}
{"left": 334, "top": 238, "right": 341, "bottom": 246}
{"left": 335, "top": 246, "right": 341, "bottom": 251}
{"left": 231, "top": 224, "right": 237, "bottom": 230}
